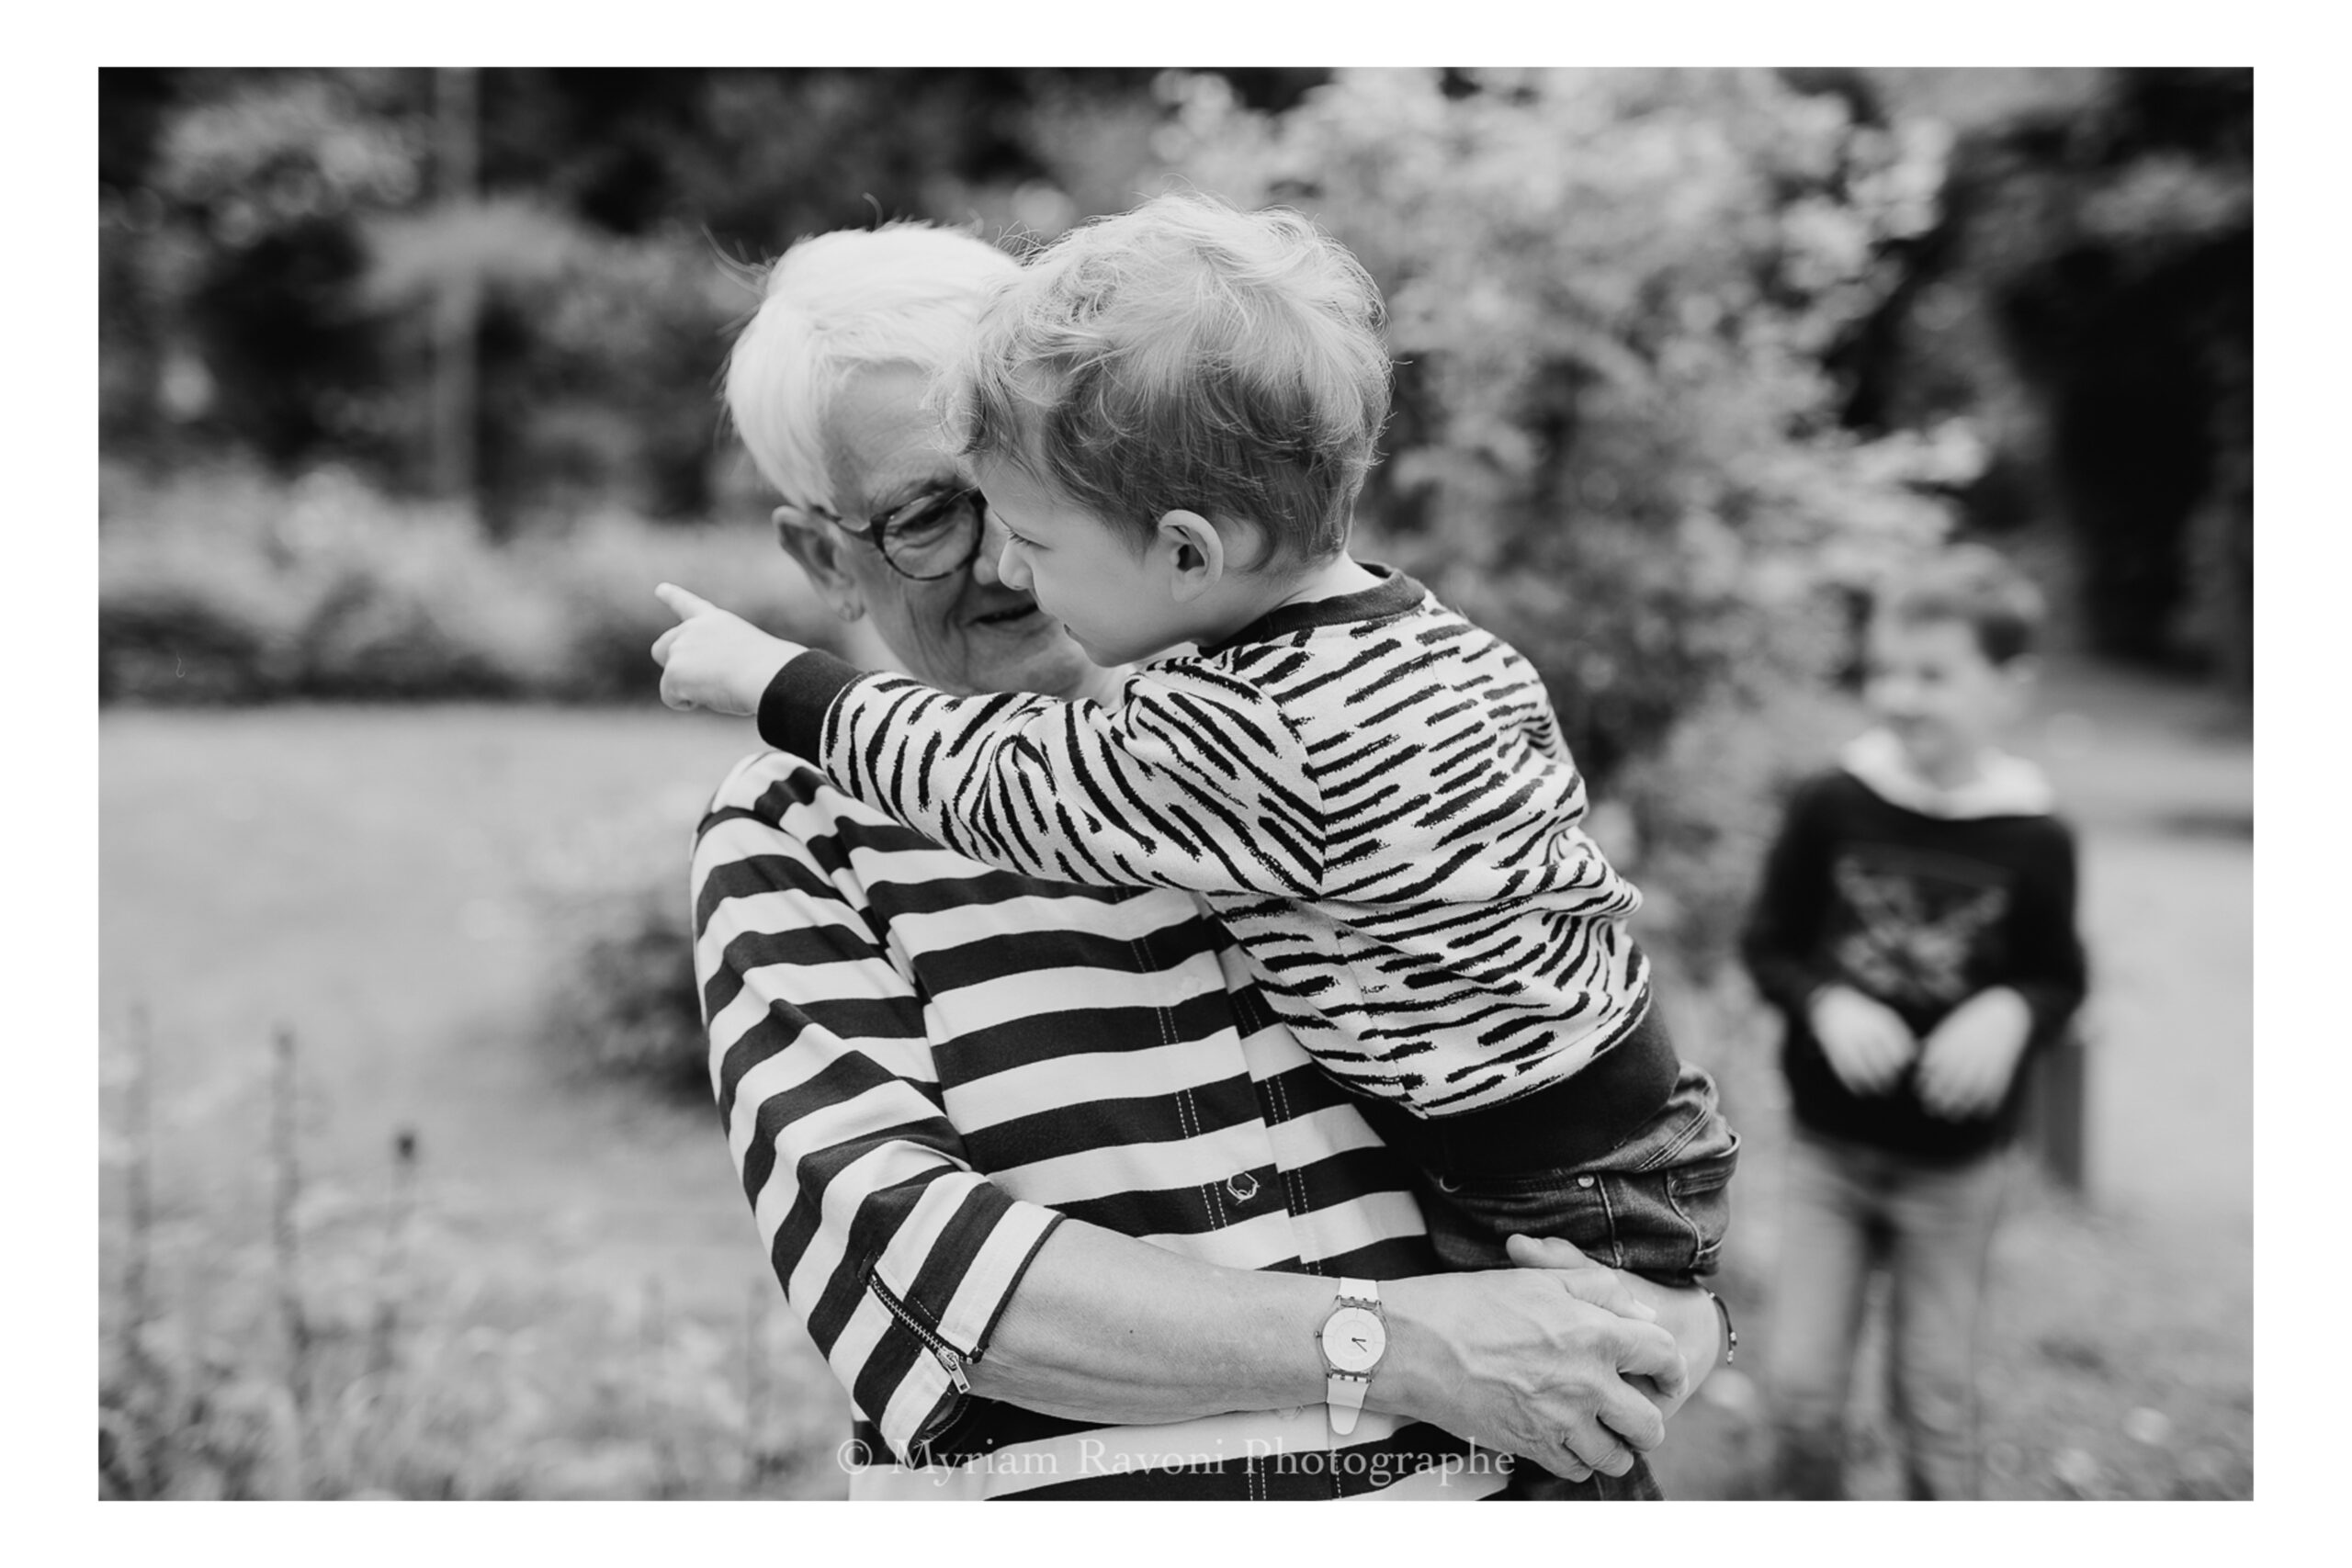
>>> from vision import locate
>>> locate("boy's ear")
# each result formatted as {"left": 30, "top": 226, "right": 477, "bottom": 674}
{"left": 1157, "top": 509, "right": 1227, "bottom": 604}
{"left": 774, "top": 505, "right": 864, "bottom": 620}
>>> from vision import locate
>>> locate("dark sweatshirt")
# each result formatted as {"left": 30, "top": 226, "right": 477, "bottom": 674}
{"left": 1740, "top": 734, "right": 2088, "bottom": 1164}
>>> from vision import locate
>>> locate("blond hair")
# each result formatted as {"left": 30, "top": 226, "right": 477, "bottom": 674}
{"left": 944, "top": 192, "right": 1391, "bottom": 565}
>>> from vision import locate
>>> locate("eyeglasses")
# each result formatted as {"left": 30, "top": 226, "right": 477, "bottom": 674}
{"left": 811, "top": 486, "right": 988, "bottom": 581}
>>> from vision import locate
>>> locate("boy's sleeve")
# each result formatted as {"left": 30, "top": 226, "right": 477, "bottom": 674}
{"left": 756, "top": 649, "right": 1325, "bottom": 899}
{"left": 2001, "top": 817, "right": 2089, "bottom": 1048}
{"left": 1740, "top": 773, "right": 1841, "bottom": 1016}
{"left": 693, "top": 758, "right": 1064, "bottom": 1462}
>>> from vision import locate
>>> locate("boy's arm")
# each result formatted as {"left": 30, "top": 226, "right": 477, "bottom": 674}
{"left": 1915, "top": 818, "right": 2088, "bottom": 1120}
{"left": 2003, "top": 817, "right": 2089, "bottom": 1043}
{"left": 649, "top": 584, "right": 1322, "bottom": 898}
{"left": 757, "top": 648, "right": 1327, "bottom": 902}
{"left": 1739, "top": 775, "right": 1841, "bottom": 1013}
{"left": 1744, "top": 775, "right": 1919, "bottom": 1095}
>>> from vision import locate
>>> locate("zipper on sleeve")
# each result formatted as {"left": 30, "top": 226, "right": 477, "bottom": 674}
{"left": 867, "top": 1269, "right": 973, "bottom": 1393}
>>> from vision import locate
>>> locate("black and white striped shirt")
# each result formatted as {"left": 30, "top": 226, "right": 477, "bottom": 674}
{"left": 760, "top": 570, "right": 1654, "bottom": 1119}
{"left": 694, "top": 749, "right": 1507, "bottom": 1498}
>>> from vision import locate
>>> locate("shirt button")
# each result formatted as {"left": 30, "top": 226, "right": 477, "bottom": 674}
{"left": 1227, "top": 1171, "right": 1260, "bottom": 1203}
{"left": 1577, "top": 1176, "right": 1597, "bottom": 1189}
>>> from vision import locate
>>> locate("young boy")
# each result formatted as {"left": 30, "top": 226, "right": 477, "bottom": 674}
{"left": 657, "top": 193, "right": 1738, "bottom": 1311}
{"left": 1740, "top": 544, "right": 2088, "bottom": 1500}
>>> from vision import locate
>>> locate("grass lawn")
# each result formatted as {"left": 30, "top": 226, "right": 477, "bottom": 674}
{"left": 100, "top": 705, "right": 851, "bottom": 1498}
{"left": 98, "top": 665, "right": 2251, "bottom": 1500}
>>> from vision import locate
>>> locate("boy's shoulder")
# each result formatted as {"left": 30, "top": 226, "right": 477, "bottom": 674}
{"left": 1775, "top": 745, "right": 2076, "bottom": 868}
{"left": 1831, "top": 731, "right": 2065, "bottom": 824}
{"left": 1199, "top": 574, "right": 1487, "bottom": 671}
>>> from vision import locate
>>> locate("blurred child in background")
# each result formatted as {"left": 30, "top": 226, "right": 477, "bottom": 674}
{"left": 1741, "top": 543, "right": 2087, "bottom": 1499}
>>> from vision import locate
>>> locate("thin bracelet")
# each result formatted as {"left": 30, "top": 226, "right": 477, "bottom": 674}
{"left": 1701, "top": 1287, "right": 1737, "bottom": 1364}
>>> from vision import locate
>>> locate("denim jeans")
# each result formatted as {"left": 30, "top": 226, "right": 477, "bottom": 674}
{"left": 1767, "top": 1129, "right": 2013, "bottom": 1500}
{"left": 1403, "top": 1064, "right": 1740, "bottom": 1284}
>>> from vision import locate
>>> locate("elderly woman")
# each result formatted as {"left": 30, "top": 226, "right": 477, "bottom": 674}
{"left": 691, "top": 221, "right": 1724, "bottom": 1500}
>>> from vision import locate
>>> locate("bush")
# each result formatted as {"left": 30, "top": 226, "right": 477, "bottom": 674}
{"left": 538, "top": 875, "right": 707, "bottom": 1097}
{"left": 1601, "top": 682, "right": 1862, "bottom": 983}
{"left": 98, "top": 464, "right": 843, "bottom": 705}
{"left": 1167, "top": 67, "right": 1968, "bottom": 784}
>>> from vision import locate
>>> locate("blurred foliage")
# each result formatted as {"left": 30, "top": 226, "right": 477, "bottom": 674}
{"left": 101, "top": 66, "right": 2249, "bottom": 698}
{"left": 100, "top": 1027, "right": 839, "bottom": 1498}
{"left": 1832, "top": 68, "right": 2253, "bottom": 685}
{"left": 538, "top": 872, "right": 708, "bottom": 1098}
{"left": 97, "top": 67, "right": 1239, "bottom": 521}
{"left": 98, "top": 463, "right": 845, "bottom": 705}
{"left": 1168, "top": 67, "right": 1971, "bottom": 781}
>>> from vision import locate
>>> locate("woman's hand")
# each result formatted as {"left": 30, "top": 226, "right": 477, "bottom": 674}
{"left": 1503, "top": 1233, "right": 1722, "bottom": 1425}
{"left": 651, "top": 582, "right": 804, "bottom": 717}
{"left": 1374, "top": 1266, "right": 1688, "bottom": 1482}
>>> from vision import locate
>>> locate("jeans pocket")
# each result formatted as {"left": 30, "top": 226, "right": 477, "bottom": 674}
{"left": 1422, "top": 1167, "right": 1622, "bottom": 1269}
{"left": 1661, "top": 1138, "right": 1740, "bottom": 1275}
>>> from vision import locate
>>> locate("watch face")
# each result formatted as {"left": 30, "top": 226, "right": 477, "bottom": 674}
{"left": 1321, "top": 1305, "right": 1386, "bottom": 1373}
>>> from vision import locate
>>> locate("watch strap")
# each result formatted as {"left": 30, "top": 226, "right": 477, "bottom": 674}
{"left": 1323, "top": 1278, "right": 1385, "bottom": 1436}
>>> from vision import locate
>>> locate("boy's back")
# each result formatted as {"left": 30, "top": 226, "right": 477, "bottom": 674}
{"left": 799, "top": 561, "right": 1656, "bottom": 1117}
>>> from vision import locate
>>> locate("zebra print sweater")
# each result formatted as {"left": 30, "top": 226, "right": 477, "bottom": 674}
{"left": 758, "top": 568, "right": 1655, "bottom": 1118}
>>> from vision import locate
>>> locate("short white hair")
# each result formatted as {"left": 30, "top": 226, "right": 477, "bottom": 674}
{"left": 722, "top": 222, "right": 1021, "bottom": 513}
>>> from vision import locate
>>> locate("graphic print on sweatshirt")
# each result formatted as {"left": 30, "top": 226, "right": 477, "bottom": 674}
{"left": 1826, "top": 844, "right": 2013, "bottom": 1010}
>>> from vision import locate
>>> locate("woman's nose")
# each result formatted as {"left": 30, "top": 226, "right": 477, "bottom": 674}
{"left": 972, "top": 509, "right": 1010, "bottom": 586}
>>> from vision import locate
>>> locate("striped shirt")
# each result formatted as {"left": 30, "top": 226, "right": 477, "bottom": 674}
{"left": 694, "top": 748, "right": 1509, "bottom": 1499}
{"left": 759, "top": 568, "right": 1654, "bottom": 1119}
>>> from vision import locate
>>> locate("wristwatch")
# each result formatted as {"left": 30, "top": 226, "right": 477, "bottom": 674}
{"left": 1317, "top": 1277, "right": 1388, "bottom": 1435}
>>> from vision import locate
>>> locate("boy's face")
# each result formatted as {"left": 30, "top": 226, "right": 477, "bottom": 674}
{"left": 1861, "top": 613, "right": 2032, "bottom": 782}
{"left": 792, "top": 365, "right": 1109, "bottom": 702}
{"left": 974, "top": 457, "right": 1197, "bottom": 667}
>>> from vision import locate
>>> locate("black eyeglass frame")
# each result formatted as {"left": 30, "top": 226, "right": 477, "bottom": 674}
{"left": 808, "top": 485, "right": 988, "bottom": 581}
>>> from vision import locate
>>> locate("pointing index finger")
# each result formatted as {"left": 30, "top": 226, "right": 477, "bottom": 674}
{"left": 655, "top": 581, "right": 718, "bottom": 620}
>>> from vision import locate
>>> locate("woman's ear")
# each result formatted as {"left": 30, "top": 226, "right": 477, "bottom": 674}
{"left": 775, "top": 505, "right": 864, "bottom": 621}
{"left": 1157, "top": 509, "right": 1227, "bottom": 604}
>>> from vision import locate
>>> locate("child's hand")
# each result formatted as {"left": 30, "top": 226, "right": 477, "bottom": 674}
{"left": 1807, "top": 985, "right": 1917, "bottom": 1098}
{"left": 1914, "top": 986, "right": 2033, "bottom": 1121}
{"left": 650, "top": 583, "right": 804, "bottom": 717}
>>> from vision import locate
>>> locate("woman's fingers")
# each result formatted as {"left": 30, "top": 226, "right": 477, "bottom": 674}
{"left": 1555, "top": 1412, "right": 1635, "bottom": 1478}
{"left": 1612, "top": 1314, "right": 1686, "bottom": 1389}
{"left": 1595, "top": 1364, "right": 1671, "bottom": 1452}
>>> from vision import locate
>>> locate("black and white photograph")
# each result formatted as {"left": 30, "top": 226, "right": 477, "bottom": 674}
{"left": 86, "top": 59, "right": 2265, "bottom": 1516}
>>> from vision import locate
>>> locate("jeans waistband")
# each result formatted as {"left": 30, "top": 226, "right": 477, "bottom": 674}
{"left": 1360, "top": 1002, "right": 1683, "bottom": 1178}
